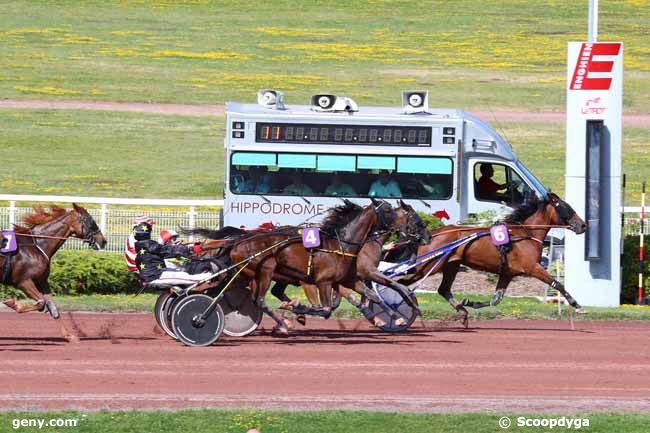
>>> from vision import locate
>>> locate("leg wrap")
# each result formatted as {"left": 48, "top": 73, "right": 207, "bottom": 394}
{"left": 551, "top": 280, "right": 581, "bottom": 308}
{"left": 490, "top": 289, "right": 505, "bottom": 306}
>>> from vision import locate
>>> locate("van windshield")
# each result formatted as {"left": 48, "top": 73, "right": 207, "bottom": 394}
{"left": 230, "top": 151, "right": 454, "bottom": 200}
{"left": 516, "top": 161, "right": 548, "bottom": 198}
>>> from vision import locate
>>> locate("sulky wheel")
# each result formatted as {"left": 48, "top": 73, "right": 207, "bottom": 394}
{"left": 171, "top": 294, "right": 225, "bottom": 347}
{"left": 219, "top": 285, "right": 263, "bottom": 337}
{"left": 154, "top": 291, "right": 179, "bottom": 340}
{"left": 361, "top": 283, "right": 419, "bottom": 333}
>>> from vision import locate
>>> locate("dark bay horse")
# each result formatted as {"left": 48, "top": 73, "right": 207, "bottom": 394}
{"left": 0, "top": 204, "right": 107, "bottom": 341}
{"left": 397, "top": 192, "right": 587, "bottom": 326}
{"left": 287, "top": 200, "right": 431, "bottom": 325}
{"left": 228, "top": 199, "right": 414, "bottom": 335}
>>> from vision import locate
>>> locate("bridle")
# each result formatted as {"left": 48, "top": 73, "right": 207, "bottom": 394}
{"left": 75, "top": 211, "right": 102, "bottom": 248}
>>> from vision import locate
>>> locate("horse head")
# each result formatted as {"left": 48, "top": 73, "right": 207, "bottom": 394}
{"left": 71, "top": 203, "right": 107, "bottom": 250}
{"left": 546, "top": 193, "right": 587, "bottom": 234}
{"left": 397, "top": 199, "right": 431, "bottom": 245}
{"left": 369, "top": 198, "right": 396, "bottom": 231}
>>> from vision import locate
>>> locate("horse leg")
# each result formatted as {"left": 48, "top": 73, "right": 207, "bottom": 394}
{"left": 462, "top": 275, "right": 512, "bottom": 309}
{"left": 3, "top": 279, "right": 46, "bottom": 313}
{"left": 528, "top": 264, "right": 584, "bottom": 312}
{"left": 254, "top": 261, "right": 291, "bottom": 336}
{"left": 436, "top": 262, "right": 469, "bottom": 328}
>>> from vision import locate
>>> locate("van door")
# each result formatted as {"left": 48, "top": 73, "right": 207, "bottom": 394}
{"left": 467, "top": 159, "right": 535, "bottom": 216}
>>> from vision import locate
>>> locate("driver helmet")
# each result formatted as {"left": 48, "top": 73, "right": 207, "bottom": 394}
{"left": 133, "top": 214, "right": 156, "bottom": 228}
{"left": 158, "top": 229, "right": 179, "bottom": 245}
{"left": 133, "top": 222, "right": 153, "bottom": 241}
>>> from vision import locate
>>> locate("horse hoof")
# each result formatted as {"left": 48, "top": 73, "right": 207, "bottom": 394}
{"left": 272, "top": 326, "right": 290, "bottom": 337}
{"left": 296, "top": 315, "right": 307, "bottom": 326}
{"left": 462, "top": 317, "right": 469, "bottom": 329}
{"left": 575, "top": 308, "right": 587, "bottom": 315}
{"left": 65, "top": 334, "right": 80, "bottom": 344}
{"left": 282, "top": 316, "right": 295, "bottom": 330}
{"left": 45, "top": 300, "right": 60, "bottom": 319}
{"left": 3, "top": 299, "right": 16, "bottom": 309}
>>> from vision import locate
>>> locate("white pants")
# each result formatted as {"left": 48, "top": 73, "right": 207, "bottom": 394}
{"left": 149, "top": 271, "right": 213, "bottom": 286}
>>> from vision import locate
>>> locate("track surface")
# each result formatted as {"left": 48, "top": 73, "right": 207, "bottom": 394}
{"left": 1, "top": 312, "right": 649, "bottom": 413}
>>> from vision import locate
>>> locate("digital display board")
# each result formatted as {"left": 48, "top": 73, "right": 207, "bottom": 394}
{"left": 256, "top": 123, "right": 431, "bottom": 146}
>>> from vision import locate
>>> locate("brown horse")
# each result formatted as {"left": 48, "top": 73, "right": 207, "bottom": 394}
{"left": 228, "top": 199, "right": 412, "bottom": 335}
{"left": 281, "top": 200, "right": 431, "bottom": 324}
{"left": 0, "top": 204, "right": 107, "bottom": 341}
{"left": 396, "top": 192, "right": 587, "bottom": 325}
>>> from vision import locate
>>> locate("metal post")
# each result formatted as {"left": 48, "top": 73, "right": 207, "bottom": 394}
{"left": 100, "top": 203, "right": 107, "bottom": 235}
{"left": 9, "top": 201, "right": 16, "bottom": 226}
{"left": 639, "top": 182, "right": 646, "bottom": 304}
{"left": 588, "top": 0, "right": 598, "bottom": 42}
{"left": 188, "top": 206, "right": 196, "bottom": 242}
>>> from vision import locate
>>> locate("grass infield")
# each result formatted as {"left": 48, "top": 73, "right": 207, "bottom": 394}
{"left": 1, "top": 410, "right": 649, "bottom": 433}
{"left": 1, "top": 110, "right": 648, "bottom": 203}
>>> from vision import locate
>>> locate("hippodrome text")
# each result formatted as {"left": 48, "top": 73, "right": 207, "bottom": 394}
{"left": 230, "top": 201, "right": 325, "bottom": 216}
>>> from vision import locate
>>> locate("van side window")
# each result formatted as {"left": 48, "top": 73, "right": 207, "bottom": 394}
{"left": 474, "top": 163, "right": 532, "bottom": 206}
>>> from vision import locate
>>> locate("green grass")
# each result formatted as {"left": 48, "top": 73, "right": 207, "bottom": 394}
{"left": 0, "top": 1, "right": 648, "bottom": 112}
{"left": 1, "top": 410, "right": 649, "bottom": 433}
{"left": 0, "top": 109, "right": 224, "bottom": 198}
{"left": 51, "top": 289, "right": 650, "bottom": 321}
{"left": 1, "top": 109, "right": 647, "bottom": 203}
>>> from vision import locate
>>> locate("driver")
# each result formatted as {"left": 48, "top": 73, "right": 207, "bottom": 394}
{"left": 134, "top": 222, "right": 213, "bottom": 286}
{"left": 477, "top": 163, "right": 507, "bottom": 200}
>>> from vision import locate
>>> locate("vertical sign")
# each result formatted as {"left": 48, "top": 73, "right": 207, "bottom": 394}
{"left": 565, "top": 42, "right": 623, "bottom": 307}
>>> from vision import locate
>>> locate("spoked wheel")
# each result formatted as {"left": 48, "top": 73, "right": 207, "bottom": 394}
{"left": 154, "top": 291, "right": 179, "bottom": 340}
{"left": 220, "top": 285, "right": 263, "bottom": 337}
{"left": 361, "top": 283, "right": 419, "bottom": 333}
{"left": 171, "top": 294, "right": 225, "bottom": 347}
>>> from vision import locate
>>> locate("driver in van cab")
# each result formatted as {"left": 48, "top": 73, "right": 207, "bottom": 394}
{"left": 477, "top": 163, "right": 507, "bottom": 200}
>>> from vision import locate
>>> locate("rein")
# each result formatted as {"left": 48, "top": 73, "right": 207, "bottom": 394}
{"left": 14, "top": 232, "right": 86, "bottom": 242}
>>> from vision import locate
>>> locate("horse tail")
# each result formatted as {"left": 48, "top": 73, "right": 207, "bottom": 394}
{"left": 181, "top": 226, "right": 247, "bottom": 240}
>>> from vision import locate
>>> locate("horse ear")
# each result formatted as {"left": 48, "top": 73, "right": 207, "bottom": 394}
{"left": 72, "top": 203, "right": 84, "bottom": 213}
{"left": 370, "top": 197, "right": 379, "bottom": 206}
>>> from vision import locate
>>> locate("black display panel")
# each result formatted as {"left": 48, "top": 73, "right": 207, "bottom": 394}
{"left": 256, "top": 123, "right": 431, "bottom": 146}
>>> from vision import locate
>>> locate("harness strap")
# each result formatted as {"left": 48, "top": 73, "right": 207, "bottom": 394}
{"left": 315, "top": 248, "right": 357, "bottom": 257}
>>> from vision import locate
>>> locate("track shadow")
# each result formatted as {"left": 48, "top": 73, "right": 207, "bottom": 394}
{"left": 0, "top": 336, "right": 66, "bottom": 344}
{"left": 226, "top": 328, "right": 463, "bottom": 346}
{"left": 471, "top": 326, "right": 596, "bottom": 333}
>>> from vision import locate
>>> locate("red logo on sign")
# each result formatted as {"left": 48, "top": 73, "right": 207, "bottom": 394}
{"left": 570, "top": 43, "right": 621, "bottom": 90}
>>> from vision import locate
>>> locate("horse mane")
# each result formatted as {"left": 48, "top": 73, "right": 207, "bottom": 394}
{"left": 320, "top": 201, "right": 363, "bottom": 233}
{"left": 503, "top": 195, "right": 547, "bottom": 224}
{"left": 182, "top": 226, "right": 248, "bottom": 240}
{"left": 13, "top": 205, "right": 68, "bottom": 233}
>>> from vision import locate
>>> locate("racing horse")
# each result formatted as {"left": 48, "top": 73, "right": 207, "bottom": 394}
{"left": 273, "top": 200, "right": 431, "bottom": 325}
{"left": 0, "top": 204, "right": 107, "bottom": 341}
{"left": 228, "top": 199, "right": 416, "bottom": 335}
{"left": 395, "top": 192, "right": 587, "bottom": 326}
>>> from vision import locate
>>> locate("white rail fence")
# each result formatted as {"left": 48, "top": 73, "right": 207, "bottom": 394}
{"left": 0, "top": 195, "right": 223, "bottom": 254}
{"left": 0, "top": 194, "right": 648, "bottom": 254}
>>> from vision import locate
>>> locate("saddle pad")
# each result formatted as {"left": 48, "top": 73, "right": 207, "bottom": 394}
{"left": 1, "top": 231, "right": 17, "bottom": 254}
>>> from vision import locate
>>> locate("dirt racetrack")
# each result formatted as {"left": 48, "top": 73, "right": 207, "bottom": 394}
{"left": 1, "top": 311, "right": 649, "bottom": 413}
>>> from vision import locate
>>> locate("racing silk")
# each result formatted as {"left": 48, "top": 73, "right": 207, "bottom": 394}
{"left": 134, "top": 239, "right": 191, "bottom": 282}
{"left": 124, "top": 234, "right": 138, "bottom": 272}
